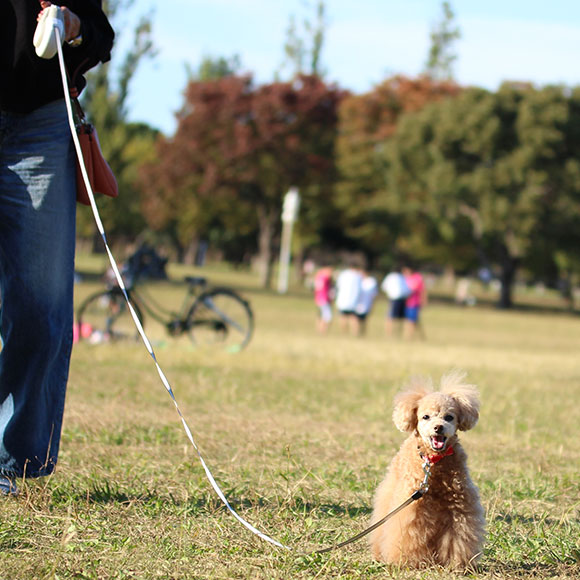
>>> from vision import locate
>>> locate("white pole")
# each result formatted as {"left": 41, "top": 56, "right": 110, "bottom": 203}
{"left": 277, "top": 188, "right": 300, "bottom": 294}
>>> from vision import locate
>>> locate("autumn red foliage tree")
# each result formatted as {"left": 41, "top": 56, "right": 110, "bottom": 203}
{"left": 140, "top": 74, "right": 346, "bottom": 287}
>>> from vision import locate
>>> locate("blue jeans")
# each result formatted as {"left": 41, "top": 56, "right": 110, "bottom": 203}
{"left": 0, "top": 99, "right": 76, "bottom": 478}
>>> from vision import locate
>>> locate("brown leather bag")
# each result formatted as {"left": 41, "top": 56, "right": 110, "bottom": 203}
{"left": 73, "top": 99, "right": 118, "bottom": 206}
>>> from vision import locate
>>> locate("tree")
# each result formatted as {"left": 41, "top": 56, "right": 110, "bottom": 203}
{"left": 424, "top": 1, "right": 461, "bottom": 81}
{"left": 186, "top": 54, "right": 243, "bottom": 82}
{"left": 523, "top": 85, "right": 580, "bottom": 307}
{"left": 76, "top": 0, "right": 157, "bottom": 246}
{"left": 383, "top": 84, "right": 580, "bottom": 308}
{"left": 278, "top": 1, "right": 327, "bottom": 79}
{"left": 334, "top": 76, "right": 461, "bottom": 264}
{"left": 140, "top": 75, "right": 346, "bottom": 287}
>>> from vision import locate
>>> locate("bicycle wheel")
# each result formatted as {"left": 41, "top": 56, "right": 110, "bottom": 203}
{"left": 76, "top": 289, "right": 144, "bottom": 344}
{"left": 186, "top": 288, "right": 253, "bottom": 352}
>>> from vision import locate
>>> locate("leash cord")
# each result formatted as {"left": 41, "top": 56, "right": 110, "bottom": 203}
{"left": 54, "top": 27, "right": 289, "bottom": 551}
{"left": 308, "top": 460, "right": 431, "bottom": 556}
{"left": 311, "top": 489, "right": 424, "bottom": 556}
{"left": 53, "top": 24, "right": 429, "bottom": 558}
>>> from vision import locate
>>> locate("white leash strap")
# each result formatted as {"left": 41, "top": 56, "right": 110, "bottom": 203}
{"left": 54, "top": 27, "right": 288, "bottom": 551}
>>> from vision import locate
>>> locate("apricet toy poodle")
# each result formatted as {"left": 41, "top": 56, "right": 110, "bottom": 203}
{"left": 369, "top": 371, "right": 485, "bottom": 569}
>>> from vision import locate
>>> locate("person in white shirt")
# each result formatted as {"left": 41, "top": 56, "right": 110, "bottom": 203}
{"left": 335, "top": 264, "right": 363, "bottom": 335}
{"left": 355, "top": 272, "right": 378, "bottom": 335}
{"left": 381, "top": 267, "right": 410, "bottom": 337}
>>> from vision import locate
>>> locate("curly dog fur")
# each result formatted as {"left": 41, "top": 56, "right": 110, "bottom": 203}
{"left": 369, "top": 370, "right": 485, "bottom": 569}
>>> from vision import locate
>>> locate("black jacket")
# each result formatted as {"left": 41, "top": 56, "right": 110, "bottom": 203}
{"left": 1, "top": 0, "right": 115, "bottom": 113}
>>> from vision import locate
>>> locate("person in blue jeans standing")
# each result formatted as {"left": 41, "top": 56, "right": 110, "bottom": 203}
{"left": 0, "top": 1, "right": 114, "bottom": 495}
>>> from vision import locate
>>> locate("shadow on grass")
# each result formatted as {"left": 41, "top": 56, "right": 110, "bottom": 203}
{"left": 276, "top": 284, "right": 580, "bottom": 317}
{"left": 482, "top": 560, "right": 579, "bottom": 577}
{"left": 51, "top": 483, "right": 372, "bottom": 522}
{"left": 428, "top": 292, "right": 580, "bottom": 317}
{"left": 493, "top": 512, "right": 562, "bottom": 526}
{"left": 76, "top": 263, "right": 580, "bottom": 318}
{"left": 287, "top": 496, "right": 372, "bottom": 518}
{"left": 50, "top": 481, "right": 137, "bottom": 505}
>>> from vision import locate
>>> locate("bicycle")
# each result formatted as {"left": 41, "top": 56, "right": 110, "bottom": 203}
{"left": 76, "top": 274, "right": 254, "bottom": 352}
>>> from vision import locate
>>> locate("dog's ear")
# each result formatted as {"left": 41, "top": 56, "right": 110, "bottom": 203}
{"left": 392, "top": 377, "right": 432, "bottom": 432}
{"left": 440, "top": 370, "right": 480, "bottom": 431}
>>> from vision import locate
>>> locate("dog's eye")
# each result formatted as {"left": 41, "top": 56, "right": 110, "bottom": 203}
{"left": 422, "top": 414, "right": 430, "bottom": 420}
{"left": 444, "top": 414, "right": 454, "bottom": 422}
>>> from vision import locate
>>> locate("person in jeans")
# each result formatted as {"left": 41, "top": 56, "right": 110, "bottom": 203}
{"left": 0, "top": 1, "right": 114, "bottom": 495}
{"left": 381, "top": 266, "right": 410, "bottom": 337}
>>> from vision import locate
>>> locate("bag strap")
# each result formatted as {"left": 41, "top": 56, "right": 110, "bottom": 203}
{"left": 63, "top": 59, "right": 86, "bottom": 125}
{"left": 70, "top": 94, "right": 86, "bottom": 125}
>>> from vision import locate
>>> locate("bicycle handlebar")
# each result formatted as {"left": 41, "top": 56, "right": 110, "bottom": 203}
{"left": 185, "top": 276, "right": 207, "bottom": 288}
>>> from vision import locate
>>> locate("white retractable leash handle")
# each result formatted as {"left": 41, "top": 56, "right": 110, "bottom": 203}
{"left": 33, "top": 4, "right": 65, "bottom": 59}
{"left": 37, "top": 18, "right": 289, "bottom": 550}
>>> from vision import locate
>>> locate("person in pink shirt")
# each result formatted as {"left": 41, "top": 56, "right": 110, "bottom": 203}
{"left": 402, "top": 265, "right": 427, "bottom": 339}
{"left": 314, "top": 266, "right": 334, "bottom": 333}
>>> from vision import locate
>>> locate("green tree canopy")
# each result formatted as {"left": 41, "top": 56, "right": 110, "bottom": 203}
{"left": 335, "top": 76, "right": 460, "bottom": 265}
{"left": 383, "top": 84, "right": 580, "bottom": 307}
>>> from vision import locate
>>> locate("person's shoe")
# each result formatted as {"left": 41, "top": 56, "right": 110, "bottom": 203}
{"left": 0, "top": 475, "right": 19, "bottom": 496}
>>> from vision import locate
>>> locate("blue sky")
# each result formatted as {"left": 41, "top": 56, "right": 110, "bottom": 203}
{"left": 116, "top": 0, "right": 580, "bottom": 135}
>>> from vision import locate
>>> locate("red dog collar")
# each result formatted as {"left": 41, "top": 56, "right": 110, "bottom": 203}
{"left": 425, "top": 446, "right": 454, "bottom": 465}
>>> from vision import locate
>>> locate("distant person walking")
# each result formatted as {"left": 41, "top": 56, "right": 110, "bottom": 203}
{"left": 313, "top": 266, "right": 334, "bottom": 334}
{"left": 355, "top": 271, "right": 378, "bottom": 336}
{"left": 381, "top": 267, "right": 411, "bottom": 337}
{"left": 335, "top": 263, "right": 363, "bottom": 336}
{"left": 402, "top": 265, "right": 427, "bottom": 339}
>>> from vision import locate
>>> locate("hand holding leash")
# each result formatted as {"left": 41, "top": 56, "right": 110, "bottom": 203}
{"left": 34, "top": 4, "right": 64, "bottom": 58}
{"left": 34, "top": 1, "right": 82, "bottom": 59}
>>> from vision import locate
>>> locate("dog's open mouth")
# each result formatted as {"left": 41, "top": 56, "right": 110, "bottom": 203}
{"left": 430, "top": 435, "right": 447, "bottom": 451}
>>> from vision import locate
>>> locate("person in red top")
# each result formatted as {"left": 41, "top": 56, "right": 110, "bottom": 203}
{"left": 313, "top": 266, "right": 334, "bottom": 333}
{"left": 402, "top": 265, "right": 427, "bottom": 339}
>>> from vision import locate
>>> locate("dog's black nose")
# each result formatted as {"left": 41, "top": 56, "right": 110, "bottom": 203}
{"left": 434, "top": 424, "right": 444, "bottom": 434}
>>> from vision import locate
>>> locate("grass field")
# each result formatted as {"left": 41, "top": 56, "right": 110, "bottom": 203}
{"left": 1, "top": 260, "right": 579, "bottom": 579}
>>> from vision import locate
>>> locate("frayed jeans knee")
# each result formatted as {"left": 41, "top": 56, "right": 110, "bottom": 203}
{"left": 0, "top": 99, "right": 76, "bottom": 478}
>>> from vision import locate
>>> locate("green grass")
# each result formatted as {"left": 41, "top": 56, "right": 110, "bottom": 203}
{"left": 1, "top": 262, "right": 579, "bottom": 579}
